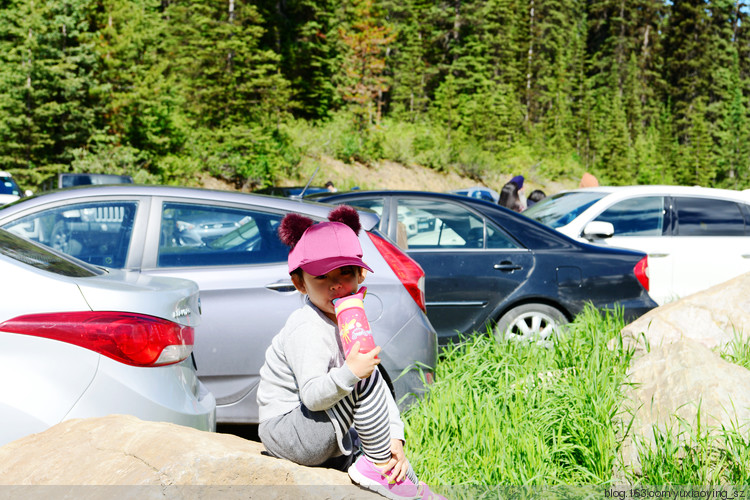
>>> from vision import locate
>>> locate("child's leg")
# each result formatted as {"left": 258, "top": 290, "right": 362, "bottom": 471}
{"left": 328, "top": 368, "right": 419, "bottom": 484}
{"left": 329, "top": 367, "right": 389, "bottom": 460}
{"left": 259, "top": 404, "right": 352, "bottom": 468}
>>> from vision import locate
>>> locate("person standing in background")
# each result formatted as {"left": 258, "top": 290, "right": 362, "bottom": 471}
{"left": 499, "top": 182, "right": 524, "bottom": 212}
{"left": 509, "top": 175, "right": 527, "bottom": 210}
{"left": 579, "top": 172, "right": 599, "bottom": 188}
{"left": 526, "top": 189, "right": 547, "bottom": 208}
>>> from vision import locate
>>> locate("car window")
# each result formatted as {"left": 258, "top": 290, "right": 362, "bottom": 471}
{"left": 523, "top": 191, "right": 608, "bottom": 228}
{"left": 0, "top": 176, "right": 22, "bottom": 196}
{"left": 0, "top": 229, "right": 100, "bottom": 277}
{"left": 158, "top": 202, "right": 287, "bottom": 267}
{"left": 673, "top": 197, "right": 747, "bottom": 236}
{"left": 593, "top": 196, "right": 664, "bottom": 236}
{"left": 485, "top": 222, "right": 519, "bottom": 249}
{"left": 398, "top": 198, "right": 519, "bottom": 250}
{"left": 337, "top": 198, "right": 384, "bottom": 217}
{"left": 3, "top": 201, "right": 137, "bottom": 268}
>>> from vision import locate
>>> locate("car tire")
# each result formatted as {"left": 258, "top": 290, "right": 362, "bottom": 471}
{"left": 494, "top": 304, "right": 568, "bottom": 344}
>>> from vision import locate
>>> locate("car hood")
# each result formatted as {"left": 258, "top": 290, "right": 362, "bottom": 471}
{"left": 75, "top": 269, "right": 201, "bottom": 328}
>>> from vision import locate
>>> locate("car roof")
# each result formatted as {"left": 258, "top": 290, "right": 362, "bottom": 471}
{"left": 559, "top": 184, "right": 750, "bottom": 200}
{"left": 314, "top": 189, "right": 647, "bottom": 257}
{"left": 315, "top": 189, "right": 493, "bottom": 201}
{"left": 0, "top": 184, "right": 380, "bottom": 229}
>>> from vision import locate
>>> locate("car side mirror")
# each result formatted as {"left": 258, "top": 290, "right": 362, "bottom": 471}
{"left": 24, "top": 190, "right": 33, "bottom": 197}
{"left": 582, "top": 221, "right": 614, "bottom": 241}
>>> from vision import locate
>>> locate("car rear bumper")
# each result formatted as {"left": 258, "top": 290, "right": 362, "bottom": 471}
{"left": 608, "top": 298, "right": 658, "bottom": 324}
{"left": 65, "top": 356, "right": 217, "bottom": 432}
{"left": 379, "top": 307, "right": 438, "bottom": 411}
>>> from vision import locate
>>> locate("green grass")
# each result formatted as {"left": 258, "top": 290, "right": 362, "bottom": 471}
{"left": 401, "top": 304, "right": 750, "bottom": 486}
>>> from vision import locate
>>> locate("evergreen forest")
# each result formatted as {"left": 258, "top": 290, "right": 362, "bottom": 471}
{"left": 2, "top": 0, "right": 750, "bottom": 191}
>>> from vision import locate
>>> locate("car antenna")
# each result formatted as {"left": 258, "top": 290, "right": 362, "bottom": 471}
{"left": 297, "top": 165, "right": 320, "bottom": 199}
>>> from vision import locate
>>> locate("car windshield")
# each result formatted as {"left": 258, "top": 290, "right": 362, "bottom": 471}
{"left": 61, "top": 174, "right": 133, "bottom": 187}
{"left": 0, "top": 229, "right": 101, "bottom": 277}
{"left": 523, "top": 191, "right": 607, "bottom": 228}
{"left": 0, "top": 176, "right": 21, "bottom": 196}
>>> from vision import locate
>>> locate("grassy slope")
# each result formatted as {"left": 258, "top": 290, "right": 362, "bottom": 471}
{"left": 403, "top": 306, "right": 750, "bottom": 487}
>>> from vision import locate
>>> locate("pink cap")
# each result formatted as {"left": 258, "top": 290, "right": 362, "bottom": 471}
{"left": 288, "top": 221, "right": 374, "bottom": 276}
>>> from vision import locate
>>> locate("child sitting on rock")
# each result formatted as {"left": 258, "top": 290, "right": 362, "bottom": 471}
{"left": 257, "top": 205, "right": 443, "bottom": 500}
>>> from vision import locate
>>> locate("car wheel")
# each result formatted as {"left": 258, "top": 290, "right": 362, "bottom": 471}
{"left": 494, "top": 304, "right": 568, "bottom": 344}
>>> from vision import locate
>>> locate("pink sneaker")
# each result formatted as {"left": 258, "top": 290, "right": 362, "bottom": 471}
{"left": 348, "top": 455, "right": 422, "bottom": 499}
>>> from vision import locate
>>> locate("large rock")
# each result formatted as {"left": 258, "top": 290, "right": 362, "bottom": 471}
{"left": 614, "top": 272, "right": 750, "bottom": 477}
{"left": 0, "top": 414, "right": 378, "bottom": 498}
{"left": 618, "top": 271, "right": 750, "bottom": 355}
{"left": 617, "top": 339, "right": 750, "bottom": 474}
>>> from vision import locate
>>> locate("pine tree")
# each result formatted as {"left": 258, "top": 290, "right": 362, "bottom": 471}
{"left": 524, "top": 0, "right": 585, "bottom": 160}
{"left": 255, "top": 0, "right": 339, "bottom": 120}
{"left": 584, "top": 0, "right": 666, "bottom": 183}
{"left": 160, "top": 0, "right": 296, "bottom": 186}
{"left": 733, "top": 1, "right": 750, "bottom": 187}
{"left": 381, "top": 0, "right": 433, "bottom": 121}
{"left": 598, "top": 75, "right": 633, "bottom": 184}
{"left": 164, "top": 0, "right": 292, "bottom": 128}
{"left": 337, "top": 0, "right": 397, "bottom": 129}
{"left": 706, "top": 0, "right": 745, "bottom": 186}
{"left": 663, "top": 0, "right": 712, "bottom": 185}
{"left": 90, "top": 0, "right": 183, "bottom": 168}
{"left": 0, "top": 0, "right": 101, "bottom": 184}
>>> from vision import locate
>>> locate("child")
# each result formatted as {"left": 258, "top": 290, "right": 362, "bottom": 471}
{"left": 257, "top": 205, "right": 441, "bottom": 500}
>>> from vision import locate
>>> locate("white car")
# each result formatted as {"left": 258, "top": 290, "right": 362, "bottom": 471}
{"left": 523, "top": 185, "right": 750, "bottom": 305}
{"left": 0, "top": 228, "right": 216, "bottom": 446}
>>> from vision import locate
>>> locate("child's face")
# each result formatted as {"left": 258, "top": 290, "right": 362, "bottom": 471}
{"left": 291, "top": 265, "right": 366, "bottom": 321}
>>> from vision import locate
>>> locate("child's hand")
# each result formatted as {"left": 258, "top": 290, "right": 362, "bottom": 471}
{"left": 382, "top": 439, "right": 409, "bottom": 483}
{"left": 345, "top": 341, "right": 381, "bottom": 379}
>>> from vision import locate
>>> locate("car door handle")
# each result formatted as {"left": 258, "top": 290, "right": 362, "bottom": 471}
{"left": 266, "top": 282, "right": 297, "bottom": 293}
{"left": 494, "top": 262, "right": 522, "bottom": 272}
{"left": 648, "top": 253, "right": 669, "bottom": 258}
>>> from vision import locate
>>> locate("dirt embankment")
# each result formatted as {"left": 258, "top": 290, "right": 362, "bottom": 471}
{"left": 200, "top": 156, "right": 577, "bottom": 196}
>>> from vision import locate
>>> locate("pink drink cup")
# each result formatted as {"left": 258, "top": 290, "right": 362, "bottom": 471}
{"left": 333, "top": 286, "right": 377, "bottom": 356}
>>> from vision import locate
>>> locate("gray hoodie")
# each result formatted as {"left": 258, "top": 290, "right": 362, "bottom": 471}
{"left": 257, "top": 297, "right": 405, "bottom": 441}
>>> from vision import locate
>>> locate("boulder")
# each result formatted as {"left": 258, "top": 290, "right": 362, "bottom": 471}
{"left": 0, "top": 414, "right": 379, "bottom": 498}
{"left": 618, "top": 271, "right": 750, "bottom": 355}
{"left": 614, "top": 272, "right": 750, "bottom": 477}
{"left": 617, "top": 339, "right": 750, "bottom": 474}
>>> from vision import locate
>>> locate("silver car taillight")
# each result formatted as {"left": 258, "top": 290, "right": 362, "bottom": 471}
{"left": 0, "top": 311, "right": 193, "bottom": 367}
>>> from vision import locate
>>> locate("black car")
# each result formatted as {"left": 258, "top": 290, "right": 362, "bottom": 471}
{"left": 252, "top": 185, "right": 330, "bottom": 198}
{"left": 312, "top": 190, "right": 657, "bottom": 345}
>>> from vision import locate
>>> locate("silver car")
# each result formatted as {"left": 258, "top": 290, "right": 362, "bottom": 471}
{"left": 0, "top": 185, "right": 438, "bottom": 424}
{"left": 0, "top": 228, "right": 216, "bottom": 446}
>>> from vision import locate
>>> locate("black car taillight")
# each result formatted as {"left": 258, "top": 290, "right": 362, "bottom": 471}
{"left": 634, "top": 256, "right": 649, "bottom": 292}
{"left": 368, "top": 232, "right": 427, "bottom": 312}
{"left": 0, "top": 311, "right": 194, "bottom": 367}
